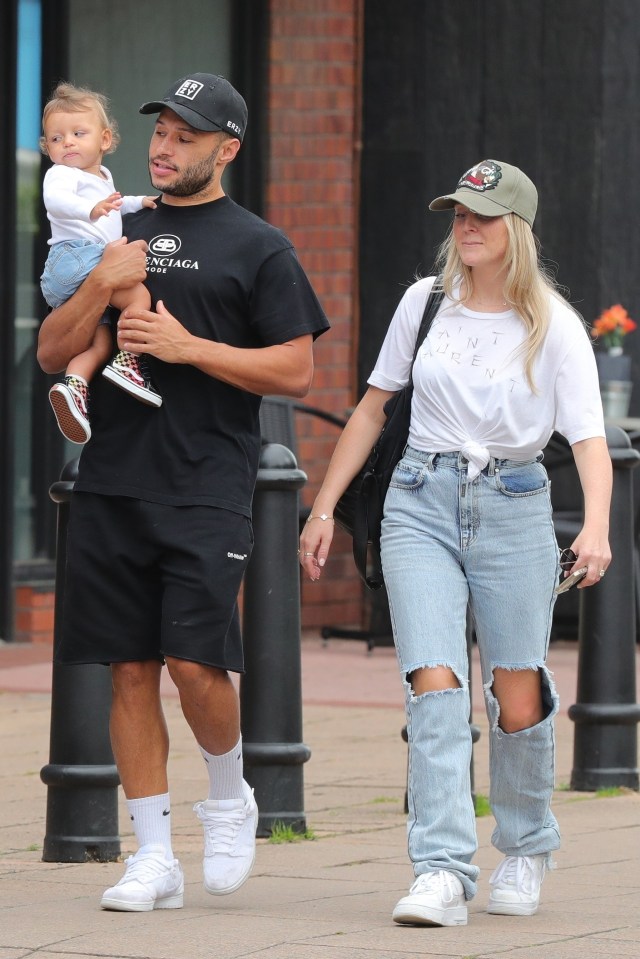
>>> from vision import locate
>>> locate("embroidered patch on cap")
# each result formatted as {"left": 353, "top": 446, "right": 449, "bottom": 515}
{"left": 457, "top": 160, "right": 502, "bottom": 193}
{"left": 175, "top": 79, "right": 204, "bottom": 101}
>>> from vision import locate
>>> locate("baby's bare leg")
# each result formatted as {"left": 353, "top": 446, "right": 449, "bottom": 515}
{"left": 111, "top": 283, "right": 151, "bottom": 335}
{"left": 66, "top": 324, "right": 113, "bottom": 382}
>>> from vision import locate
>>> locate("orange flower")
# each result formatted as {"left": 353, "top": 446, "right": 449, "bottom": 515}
{"left": 591, "top": 304, "right": 636, "bottom": 349}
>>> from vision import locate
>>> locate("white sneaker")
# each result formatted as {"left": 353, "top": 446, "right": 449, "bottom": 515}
{"left": 487, "top": 854, "right": 547, "bottom": 916}
{"left": 100, "top": 844, "right": 184, "bottom": 912}
{"left": 194, "top": 780, "right": 258, "bottom": 895}
{"left": 392, "top": 870, "right": 468, "bottom": 926}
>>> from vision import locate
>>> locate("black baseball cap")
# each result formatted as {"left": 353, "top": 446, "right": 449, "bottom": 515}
{"left": 140, "top": 73, "right": 248, "bottom": 141}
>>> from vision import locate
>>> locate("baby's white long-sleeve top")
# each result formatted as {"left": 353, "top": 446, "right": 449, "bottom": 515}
{"left": 43, "top": 164, "right": 146, "bottom": 246}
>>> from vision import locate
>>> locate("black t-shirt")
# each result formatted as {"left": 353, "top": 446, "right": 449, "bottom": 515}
{"left": 75, "top": 195, "right": 329, "bottom": 515}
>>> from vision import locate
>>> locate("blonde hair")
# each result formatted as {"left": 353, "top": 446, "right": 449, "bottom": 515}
{"left": 40, "top": 82, "right": 120, "bottom": 155}
{"left": 435, "top": 212, "right": 572, "bottom": 392}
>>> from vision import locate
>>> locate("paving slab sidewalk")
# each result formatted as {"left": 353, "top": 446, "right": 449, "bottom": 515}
{"left": 0, "top": 638, "right": 639, "bottom": 959}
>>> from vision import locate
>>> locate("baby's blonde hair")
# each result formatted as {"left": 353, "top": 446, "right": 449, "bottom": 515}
{"left": 40, "top": 82, "right": 120, "bottom": 155}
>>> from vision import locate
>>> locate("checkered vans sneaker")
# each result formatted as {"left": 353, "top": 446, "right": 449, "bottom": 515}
{"left": 102, "top": 350, "right": 162, "bottom": 407}
{"left": 49, "top": 375, "right": 91, "bottom": 444}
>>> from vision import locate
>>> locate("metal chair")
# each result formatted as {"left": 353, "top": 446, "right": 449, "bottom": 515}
{"left": 258, "top": 396, "right": 347, "bottom": 529}
{"left": 258, "top": 396, "right": 390, "bottom": 650}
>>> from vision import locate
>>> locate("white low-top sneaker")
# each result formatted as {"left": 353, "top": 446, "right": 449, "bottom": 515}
{"left": 194, "top": 780, "right": 258, "bottom": 895}
{"left": 100, "top": 844, "right": 184, "bottom": 912}
{"left": 487, "top": 854, "right": 547, "bottom": 916}
{"left": 392, "top": 870, "right": 468, "bottom": 926}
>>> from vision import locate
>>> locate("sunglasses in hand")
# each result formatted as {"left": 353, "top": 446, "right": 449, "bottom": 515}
{"left": 555, "top": 548, "right": 588, "bottom": 594}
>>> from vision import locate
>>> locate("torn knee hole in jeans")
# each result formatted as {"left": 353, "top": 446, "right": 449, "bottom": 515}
{"left": 405, "top": 664, "right": 466, "bottom": 700}
{"left": 484, "top": 663, "right": 558, "bottom": 733}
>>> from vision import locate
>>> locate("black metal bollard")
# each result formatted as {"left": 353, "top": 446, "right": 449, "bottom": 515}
{"left": 40, "top": 460, "right": 121, "bottom": 862}
{"left": 240, "top": 443, "right": 311, "bottom": 837}
{"left": 569, "top": 425, "right": 640, "bottom": 790}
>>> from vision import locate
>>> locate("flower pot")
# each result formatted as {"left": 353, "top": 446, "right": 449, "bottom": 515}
{"left": 595, "top": 351, "right": 632, "bottom": 418}
{"left": 600, "top": 380, "right": 632, "bottom": 418}
{"left": 595, "top": 350, "right": 632, "bottom": 382}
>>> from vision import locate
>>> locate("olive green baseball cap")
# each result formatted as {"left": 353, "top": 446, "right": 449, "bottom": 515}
{"left": 429, "top": 159, "right": 537, "bottom": 227}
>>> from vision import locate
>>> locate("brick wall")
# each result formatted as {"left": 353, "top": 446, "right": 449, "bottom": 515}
{"left": 267, "top": 0, "right": 365, "bottom": 632}
{"left": 15, "top": 584, "right": 55, "bottom": 645}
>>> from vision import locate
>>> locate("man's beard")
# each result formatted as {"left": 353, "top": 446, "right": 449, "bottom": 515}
{"left": 150, "top": 147, "right": 220, "bottom": 198}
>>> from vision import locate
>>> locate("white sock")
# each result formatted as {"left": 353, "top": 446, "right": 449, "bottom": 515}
{"left": 200, "top": 738, "right": 244, "bottom": 801}
{"left": 126, "top": 792, "right": 174, "bottom": 859}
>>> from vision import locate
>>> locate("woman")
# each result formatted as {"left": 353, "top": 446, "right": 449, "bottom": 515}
{"left": 299, "top": 159, "right": 611, "bottom": 927}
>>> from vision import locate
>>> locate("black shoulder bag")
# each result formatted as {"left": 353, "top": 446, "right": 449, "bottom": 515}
{"left": 333, "top": 278, "right": 445, "bottom": 590}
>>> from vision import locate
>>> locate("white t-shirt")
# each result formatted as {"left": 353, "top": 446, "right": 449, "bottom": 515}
{"left": 368, "top": 275, "right": 605, "bottom": 478}
{"left": 43, "top": 164, "right": 146, "bottom": 246}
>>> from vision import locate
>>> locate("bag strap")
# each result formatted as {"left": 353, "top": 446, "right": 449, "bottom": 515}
{"left": 355, "top": 276, "right": 445, "bottom": 589}
{"left": 411, "top": 275, "right": 445, "bottom": 371}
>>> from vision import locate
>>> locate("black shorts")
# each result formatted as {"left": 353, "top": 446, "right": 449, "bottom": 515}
{"left": 57, "top": 492, "right": 253, "bottom": 670}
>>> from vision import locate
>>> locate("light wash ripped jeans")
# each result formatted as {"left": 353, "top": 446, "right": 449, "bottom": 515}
{"left": 381, "top": 447, "right": 561, "bottom": 900}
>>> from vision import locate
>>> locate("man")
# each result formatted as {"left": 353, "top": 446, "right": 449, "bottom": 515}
{"left": 37, "top": 73, "right": 329, "bottom": 912}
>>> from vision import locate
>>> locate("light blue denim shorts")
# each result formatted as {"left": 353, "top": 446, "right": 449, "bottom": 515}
{"left": 41, "top": 238, "right": 105, "bottom": 309}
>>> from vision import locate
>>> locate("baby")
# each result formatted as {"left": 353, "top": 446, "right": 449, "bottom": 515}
{"left": 40, "top": 82, "right": 160, "bottom": 444}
